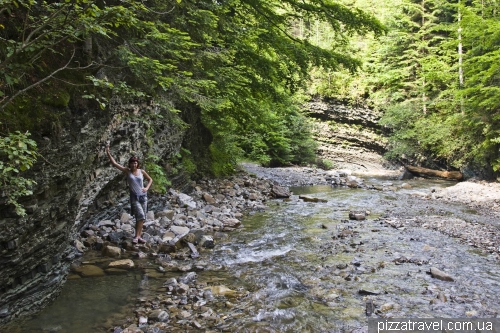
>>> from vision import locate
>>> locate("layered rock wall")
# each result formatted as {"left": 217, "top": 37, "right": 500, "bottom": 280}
{"left": 0, "top": 97, "right": 185, "bottom": 324}
{"left": 305, "top": 97, "right": 391, "bottom": 171}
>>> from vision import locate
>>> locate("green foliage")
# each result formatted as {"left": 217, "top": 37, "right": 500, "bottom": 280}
{"left": 1, "top": 0, "right": 386, "bottom": 184}
{"left": 42, "top": 90, "right": 71, "bottom": 108}
{"left": 369, "top": 0, "right": 500, "bottom": 171}
{"left": 144, "top": 155, "right": 170, "bottom": 194}
{"left": 0, "top": 130, "right": 38, "bottom": 216}
{"left": 316, "top": 158, "right": 334, "bottom": 170}
{"left": 237, "top": 97, "right": 317, "bottom": 166}
{"left": 180, "top": 148, "right": 196, "bottom": 176}
{"left": 209, "top": 135, "right": 242, "bottom": 177}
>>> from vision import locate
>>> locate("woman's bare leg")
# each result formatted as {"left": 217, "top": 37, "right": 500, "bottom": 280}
{"left": 135, "top": 219, "right": 145, "bottom": 238}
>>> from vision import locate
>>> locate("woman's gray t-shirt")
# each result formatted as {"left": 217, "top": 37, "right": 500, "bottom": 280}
{"left": 127, "top": 170, "right": 144, "bottom": 196}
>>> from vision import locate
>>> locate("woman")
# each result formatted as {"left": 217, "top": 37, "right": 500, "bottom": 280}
{"left": 105, "top": 145, "right": 153, "bottom": 244}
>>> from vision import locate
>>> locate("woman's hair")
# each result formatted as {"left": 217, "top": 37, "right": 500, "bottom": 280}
{"left": 128, "top": 156, "right": 140, "bottom": 169}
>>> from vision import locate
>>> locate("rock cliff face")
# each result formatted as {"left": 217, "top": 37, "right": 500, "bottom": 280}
{"left": 0, "top": 97, "right": 187, "bottom": 324}
{"left": 305, "top": 96, "right": 391, "bottom": 172}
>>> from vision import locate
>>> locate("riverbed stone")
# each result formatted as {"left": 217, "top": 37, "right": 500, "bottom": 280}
{"left": 203, "top": 193, "right": 217, "bottom": 204}
{"left": 223, "top": 218, "right": 241, "bottom": 228}
{"left": 205, "top": 285, "right": 238, "bottom": 297}
{"left": 102, "top": 245, "right": 122, "bottom": 258}
{"left": 429, "top": 267, "right": 454, "bottom": 282}
{"left": 170, "top": 226, "right": 190, "bottom": 236}
{"left": 199, "top": 235, "right": 215, "bottom": 249}
{"left": 81, "top": 229, "right": 94, "bottom": 237}
{"left": 174, "top": 283, "right": 189, "bottom": 295}
{"left": 157, "top": 210, "right": 175, "bottom": 220}
{"left": 299, "top": 195, "right": 327, "bottom": 203}
{"left": 271, "top": 185, "right": 291, "bottom": 198}
{"left": 83, "top": 236, "right": 96, "bottom": 248}
{"left": 108, "top": 231, "right": 125, "bottom": 243}
{"left": 379, "top": 303, "right": 395, "bottom": 312}
{"left": 149, "top": 309, "right": 169, "bottom": 322}
{"left": 98, "top": 219, "right": 115, "bottom": 227}
{"left": 109, "top": 259, "right": 135, "bottom": 269}
{"left": 349, "top": 211, "right": 366, "bottom": 220}
{"left": 75, "top": 264, "right": 105, "bottom": 277}
{"left": 75, "top": 239, "right": 86, "bottom": 252}
{"left": 177, "top": 193, "right": 197, "bottom": 209}
{"left": 122, "top": 325, "right": 143, "bottom": 333}
{"left": 162, "top": 231, "right": 175, "bottom": 242}
{"left": 120, "top": 213, "right": 132, "bottom": 223}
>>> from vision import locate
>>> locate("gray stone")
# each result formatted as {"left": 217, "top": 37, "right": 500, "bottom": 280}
{"left": 108, "top": 259, "right": 135, "bottom": 269}
{"left": 223, "top": 218, "right": 241, "bottom": 228}
{"left": 121, "top": 224, "right": 133, "bottom": 232}
{"left": 157, "top": 210, "right": 175, "bottom": 220}
{"left": 108, "top": 231, "right": 125, "bottom": 243}
{"left": 349, "top": 211, "right": 366, "bottom": 220}
{"left": 271, "top": 185, "right": 290, "bottom": 198}
{"left": 299, "top": 195, "right": 327, "bottom": 203}
{"left": 177, "top": 193, "right": 197, "bottom": 209}
{"left": 74, "top": 265, "right": 105, "bottom": 277}
{"left": 98, "top": 219, "right": 115, "bottom": 227}
{"left": 202, "top": 193, "right": 216, "bottom": 204}
{"left": 120, "top": 213, "right": 132, "bottom": 223}
{"left": 174, "top": 283, "right": 189, "bottom": 295}
{"left": 179, "top": 272, "right": 197, "bottom": 284}
{"left": 163, "top": 278, "right": 178, "bottom": 286}
{"left": 200, "top": 235, "right": 215, "bottom": 249}
{"left": 170, "top": 226, "right": 190, "bottom": 236}
{"left": 81, "top": 229, "right": 94, "bottom": 237}
{"left": 149, "top": 309, "right": 169, "bottom": 322}
{"left": 75, "top": 239, "right": 86, "bottom": 252}
{"left": 429, "top": 267, "right": 454, "bottom": 282}
{"left": 102, "top": 245, "right": 121, "bottom": 258}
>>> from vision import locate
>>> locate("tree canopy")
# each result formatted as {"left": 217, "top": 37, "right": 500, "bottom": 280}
{"left": 309, "top": 0, "right": 500, "bottom": 175}
{"left": 0, "top": 0, "right": 385, "bottom": 212}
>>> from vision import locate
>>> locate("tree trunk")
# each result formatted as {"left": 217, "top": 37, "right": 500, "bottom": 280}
{"left": 406, "top": 165, "right": 463, "bottom": 180}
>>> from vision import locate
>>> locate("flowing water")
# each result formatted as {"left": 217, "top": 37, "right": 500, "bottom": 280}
{"left": 6, "top": 177, "right": 500, "bottom": 332}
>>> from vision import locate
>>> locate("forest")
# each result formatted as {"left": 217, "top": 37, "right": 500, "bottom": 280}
{"left": 1, "top": 0, "right": 500, "bottom": 214}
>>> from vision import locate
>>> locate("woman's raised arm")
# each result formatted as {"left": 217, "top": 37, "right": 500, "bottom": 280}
{"left": 105, "top": 145, "right": 128, "bottom": 173}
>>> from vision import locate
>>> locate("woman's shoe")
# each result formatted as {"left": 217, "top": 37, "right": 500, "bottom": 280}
{"left": 132, "top": 237, "right": 138, "bottom": 244}
{"left": 138, "top": 237, "right": 146, "bottom": 244}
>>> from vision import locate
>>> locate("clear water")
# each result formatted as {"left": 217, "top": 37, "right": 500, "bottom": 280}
{"left": 5, "top": 272, "right": 141, "bottom": 333}
{"left": 6, "top": 178, "right": 500, "bottom": 332}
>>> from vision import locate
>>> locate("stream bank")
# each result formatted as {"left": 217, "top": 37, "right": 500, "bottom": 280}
{"left": 5, "top": 163, "right": 500, "bottom": 333}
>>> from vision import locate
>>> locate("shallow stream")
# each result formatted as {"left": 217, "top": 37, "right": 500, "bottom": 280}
{"left": 7, "top": 177, "right": 500, "bottom": 332}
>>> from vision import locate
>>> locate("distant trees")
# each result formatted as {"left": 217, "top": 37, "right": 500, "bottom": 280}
{"left": 303, "top": 0, "right": 500, "bottom": 174}
{"left": 363, "top": 0, "right": 500, "bottom": 173}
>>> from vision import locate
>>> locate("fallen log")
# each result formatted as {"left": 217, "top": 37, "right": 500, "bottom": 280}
{"left": 406, "top": 165, "right": 463, "bottom": 180}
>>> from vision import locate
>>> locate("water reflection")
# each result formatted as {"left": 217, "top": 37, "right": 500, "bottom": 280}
{"left": 6, "top": 273, "right": 140, "bottom": 333}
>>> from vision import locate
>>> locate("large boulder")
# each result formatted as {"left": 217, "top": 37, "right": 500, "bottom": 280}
{"left": 271, "top": 185, "right": 291, "bottom": 198}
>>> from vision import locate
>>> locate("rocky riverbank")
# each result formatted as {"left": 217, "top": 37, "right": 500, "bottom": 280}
{"left": 67, "top": 166, "right": 370, "bottom": 332}
{"left": 56, "top": 165, "right": 500, "bottom": 332}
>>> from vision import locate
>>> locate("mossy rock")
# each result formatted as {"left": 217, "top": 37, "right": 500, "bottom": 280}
{"left": 42, "top": 90, "right": 70, "bottom": 108}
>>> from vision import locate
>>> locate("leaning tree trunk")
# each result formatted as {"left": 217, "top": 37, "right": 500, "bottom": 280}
{"left": 406, "top": 165, "right": 463, "bottom": 180}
